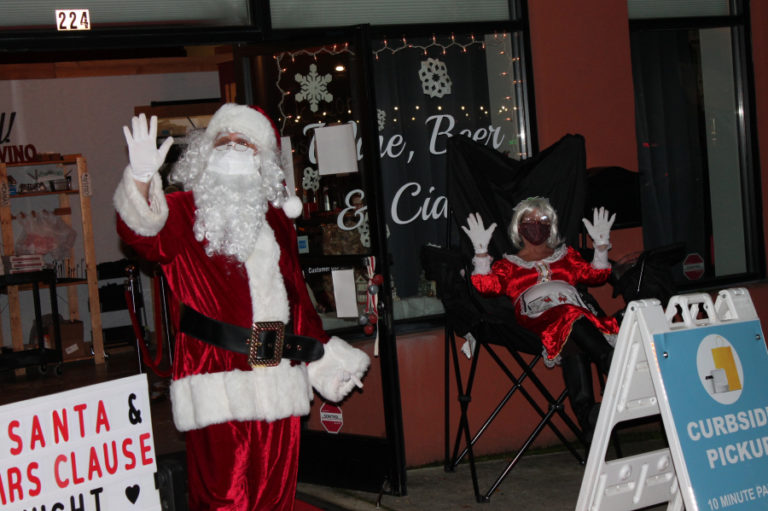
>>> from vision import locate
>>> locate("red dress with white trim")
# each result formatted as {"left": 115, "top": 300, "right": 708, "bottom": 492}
{"left": 471, "top": 245, "right": 619, "bottom": 363}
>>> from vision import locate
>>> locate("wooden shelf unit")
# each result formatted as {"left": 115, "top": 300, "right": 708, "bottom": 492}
{"left": 0, "top": 155, "right": 104, "bottom": 364}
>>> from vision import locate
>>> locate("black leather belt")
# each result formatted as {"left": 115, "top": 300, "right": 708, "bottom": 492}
{"left": 179, "top": 304, "right": 324, "bottom": 367}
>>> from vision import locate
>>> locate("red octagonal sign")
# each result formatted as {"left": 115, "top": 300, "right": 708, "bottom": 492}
{"left": 683, "top": 252, "right": 705, "bottom": 280}
{"left": 320, "top": 402, "right": 343, "bottom": 434}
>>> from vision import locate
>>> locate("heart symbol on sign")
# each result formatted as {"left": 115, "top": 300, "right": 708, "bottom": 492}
{"left": 125, "top": 485, "right": 140, "bottom": 504}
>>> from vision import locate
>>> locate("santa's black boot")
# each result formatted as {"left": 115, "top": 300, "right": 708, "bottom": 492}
{"left": 561, "top": 352, "right": 597, "bottom": 445}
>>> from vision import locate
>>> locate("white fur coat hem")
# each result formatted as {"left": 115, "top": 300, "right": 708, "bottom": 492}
{"left": 170, "top": 360, "right": 313, "bottom": 432}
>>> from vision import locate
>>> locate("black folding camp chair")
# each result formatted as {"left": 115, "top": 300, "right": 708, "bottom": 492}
{"left": 421, "top": 245, "right": 586, "bottom": 503}
{"left": 435, "top": 134, "right": 684, "bottom": 501}
{"left": 427, "top": 134, "right": 601, "bottom": 502}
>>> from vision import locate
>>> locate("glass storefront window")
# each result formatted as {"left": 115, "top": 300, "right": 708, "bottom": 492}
{"left": 372, "top": 31, "right": 531, "bottom": 320}
{"left": 631, "top": 16, "right": 762, "bottom": 287}
{"left": 270, "top": 0, "right": 511, "bottom": 29}
{"left": 243, "top": 29, "right": 532, "bottom": 327}
{"left": 1, "top": 0, "right": 251, "bottom": 29}
{"left": 627, "top": 0, "right": 730, "bottom": 20}
{"left": 264, "top": 44, "right": 374, "bottom": 332}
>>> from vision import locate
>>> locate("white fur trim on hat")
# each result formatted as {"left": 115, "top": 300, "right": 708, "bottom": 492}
{"left": 113, "top": 166, "right": 168, "bottom": 236}
{"left": 282, "top": 195, "right": 303, "bottom": 219}
{"left": 205, "top": 103, "right": 277, "bottom": 154}
{"left": 170, "top": 361, "right": 313, "bottom": 431}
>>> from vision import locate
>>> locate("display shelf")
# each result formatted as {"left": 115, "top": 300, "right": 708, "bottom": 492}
{"left": 0, "top": 269, "right": 63, "bottom": 375}
{"left": 0, "top": 278, "right": 87, "bottom": 293}
{"left": 9, "top": 190, "right": 79, "bottom": 199}
{"left": 2, "top": 154, "right": 80, "bottom": 167}
{"left": 0, "top": 155, "right": 104, "bottom": 365}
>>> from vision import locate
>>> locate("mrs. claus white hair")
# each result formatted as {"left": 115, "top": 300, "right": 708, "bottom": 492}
{"left": 508, "top": 196, "right": 563, "bottom": 249}
{"left": 170, "top": 104, "right": 297, "bottom": 261}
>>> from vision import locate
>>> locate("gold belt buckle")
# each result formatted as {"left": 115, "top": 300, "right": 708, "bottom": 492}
{"left": 247, "top": 321, "right": 284, "bottom": 367}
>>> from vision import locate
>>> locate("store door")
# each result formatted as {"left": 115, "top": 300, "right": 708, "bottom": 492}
{"left": 232, "top": 26, "right": 406, "bottom": 496}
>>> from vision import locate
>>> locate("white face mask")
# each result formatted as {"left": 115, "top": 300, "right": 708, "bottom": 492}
{"left": 206, "top": 147, "right": 259, "bottom": 176}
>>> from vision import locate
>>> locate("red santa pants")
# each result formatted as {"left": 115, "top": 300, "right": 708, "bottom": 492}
{"left": 185, "top": 416, "right": 301, "bottom": 510}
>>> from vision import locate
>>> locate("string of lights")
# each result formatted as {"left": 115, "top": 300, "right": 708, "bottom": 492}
{"left": 273, "top": 33, "right": 529, "bottom": 158}
{"left": 372, "top": 32, "right": 510, "bottom": 58}
{"left": 371, "top": 32, "right": 527, "bottom": 157}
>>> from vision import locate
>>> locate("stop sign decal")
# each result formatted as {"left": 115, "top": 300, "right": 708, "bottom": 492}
{"left": 683, "top": 252, "right": 705, "bottom": 280}
{"left": 320, "top": 402, "right": 343, "bottom": 434}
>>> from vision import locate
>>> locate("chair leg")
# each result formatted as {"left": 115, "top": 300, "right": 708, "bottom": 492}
{"left": 454, "top": 346, "right": 583, "bottom": 468}
{"left": 446, "top": 336, "right": 588, "bottom": 503}
{"left": 481, "top": 387, "right": 575, "bottom": 502}
{"left": 504, "top": 347, "right": 587, "bottom": 448}
{"left": 446, "top": 328, "right": 482, "bottom": 501}
{"left": 493, "top": 345, "right": 587, "bottom": 455}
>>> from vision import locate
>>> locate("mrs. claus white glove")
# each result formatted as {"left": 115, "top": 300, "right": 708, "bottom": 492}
{"left": 582, "top": 206, "right": 616, "bottom": 269}
{"left": 123, "top": 113, "right": 174, "bottom": 183}
{"left": 461, "top": 213, "right": 496, "bottom": 255}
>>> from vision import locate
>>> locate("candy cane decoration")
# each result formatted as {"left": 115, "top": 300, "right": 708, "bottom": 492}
{"left": 362, "top": 255, "right": 382, "bottom": 357}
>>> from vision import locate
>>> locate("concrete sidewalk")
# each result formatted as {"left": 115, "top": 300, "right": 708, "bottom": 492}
{"left": 297, "top": 436, "right": 670, "bottom": 510}
{"left": 298, "top": 449, "right": 586, "bottom": 510}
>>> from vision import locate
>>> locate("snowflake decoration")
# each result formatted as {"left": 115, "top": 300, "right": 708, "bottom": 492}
{"left": 418, "top": 58, "right": 452, "bottom": 98}
{"left": 302, "top": 167, "right": 320, "bottom": 192}
{"left": 377, "top": 109, "right": 386, "bottom": 132}
{"left": 295, "top": 63, "right": 333, "bottom": 112}
{"left": 357, "top": 213, "right": 371, "bottom": 248}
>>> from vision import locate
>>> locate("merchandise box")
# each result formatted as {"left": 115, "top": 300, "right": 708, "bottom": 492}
{"left": 45, "top": 319, "right": 88, "bottom": 361}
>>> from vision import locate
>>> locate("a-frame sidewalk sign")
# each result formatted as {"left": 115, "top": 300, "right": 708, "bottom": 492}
{"left": 578, "top": 288, "right": 768, "bottom": 511}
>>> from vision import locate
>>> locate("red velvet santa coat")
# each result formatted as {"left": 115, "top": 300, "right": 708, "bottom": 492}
{"left": 471, "top": 245, "right": 619, "bottom": 362}
{"left": 113, "top": 169, "right": 369, "bottom": 509}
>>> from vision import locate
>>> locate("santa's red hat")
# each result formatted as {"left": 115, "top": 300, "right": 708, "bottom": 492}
{"left": 205, "top": 103, "right": 302, "bottom": 218}
{"left": 205, "top": 103, "right": 278, "bottom": 152}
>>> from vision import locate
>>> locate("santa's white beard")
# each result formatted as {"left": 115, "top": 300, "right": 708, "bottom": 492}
{"left": 191, "top": 169, "right": 268, "bottom": 262}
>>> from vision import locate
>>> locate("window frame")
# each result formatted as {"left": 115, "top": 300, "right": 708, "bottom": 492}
{"left": 628, "top": 2, "right": 764, "bottom": 291}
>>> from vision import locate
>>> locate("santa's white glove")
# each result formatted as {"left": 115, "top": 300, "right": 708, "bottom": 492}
{"left": 308, "top": 337, "right": 370, "bottom": 403}
{"left": 461, "top": 213, "right": 496, "bottom": 255}
{"left": 122, "top": 113, "right": 174, "bottom": 183}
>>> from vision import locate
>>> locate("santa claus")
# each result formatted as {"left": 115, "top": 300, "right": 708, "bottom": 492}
{"left": 114, "top": 104, "right": 370, "bottom": 510}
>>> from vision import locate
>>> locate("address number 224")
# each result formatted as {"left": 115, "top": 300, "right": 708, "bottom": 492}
{"left": 55, "top": 9, "right": 91, "bottom": 31}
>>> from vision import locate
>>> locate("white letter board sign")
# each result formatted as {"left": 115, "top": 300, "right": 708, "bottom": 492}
{"left": 578, "top": 288, "right": 768, "bottom": 511}
{"left": 0, "top": 374, "right": 161, "bottom": 510}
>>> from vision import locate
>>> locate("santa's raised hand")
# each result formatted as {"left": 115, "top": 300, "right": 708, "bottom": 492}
{"left": 123, "top": 113, "right": 174, "bottom": 183}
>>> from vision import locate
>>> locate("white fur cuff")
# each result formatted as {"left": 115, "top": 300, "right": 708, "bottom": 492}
{"left": 113, "top": 166, "right": 169, "bottom": 236}
{"left": 591, "top": 246, "right": 611, "bottom": 270}
{"left": 543, "top": 348, "right": 562, "bottom": 368}
{"left": 307, "top": 337, "right": 370, "bottom": 403}
{"left": 472, "top": 254, "right": 492, "bottom": 275}
{"left": 169, "top": 360, "right": 313, "bottom": 432}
